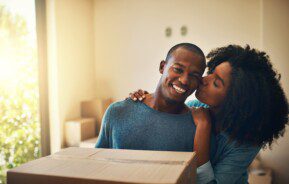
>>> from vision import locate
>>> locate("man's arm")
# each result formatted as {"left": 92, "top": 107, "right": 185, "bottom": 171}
{"left": 95, "top": 105, "right": 112, "bottom": 148}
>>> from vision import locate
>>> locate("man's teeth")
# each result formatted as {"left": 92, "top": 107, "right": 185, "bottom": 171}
{"left": 172, "top": 85, "right": 186, "bottom": 94}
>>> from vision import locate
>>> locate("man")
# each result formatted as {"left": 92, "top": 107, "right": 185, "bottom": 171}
{"left": 95, "top": 43, "right": 208, "bottom": 152}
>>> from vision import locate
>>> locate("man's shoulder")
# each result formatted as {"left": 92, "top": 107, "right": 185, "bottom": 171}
{"left": 106, "top": 99, "right": 140, "bottom": 115}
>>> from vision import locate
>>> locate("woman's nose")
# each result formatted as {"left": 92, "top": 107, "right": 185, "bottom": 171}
{"left": 201, "top": 76, "right": 209, "bottom": 86}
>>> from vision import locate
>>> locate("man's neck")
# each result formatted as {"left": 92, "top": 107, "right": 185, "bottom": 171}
{"left": 143, "top": 91, "right": 188, "bottom": 114}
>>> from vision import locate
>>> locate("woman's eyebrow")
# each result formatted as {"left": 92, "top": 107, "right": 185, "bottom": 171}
{"left": 216, "top": 74, "right": 225, "bottom": 86}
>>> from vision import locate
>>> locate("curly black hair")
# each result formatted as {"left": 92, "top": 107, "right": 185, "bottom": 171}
{"left": 207, "top": 45, "right": 288, "bottom": 147}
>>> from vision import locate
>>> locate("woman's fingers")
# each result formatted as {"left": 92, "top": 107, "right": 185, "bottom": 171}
{"left": 135, "top": 91, "right": 143, "bottom": 101}
{"left": 137, "top": 89, "right": 147, "bottom": 99}
{"left": 129, "top": 92, "right": 138, "bottom": 101}
{"left": 128, "top": 89, "right": 149, "bottom": 101}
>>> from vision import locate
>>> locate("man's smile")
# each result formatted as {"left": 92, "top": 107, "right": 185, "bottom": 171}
{"left": 172, "top": 84, "right": 187, "bottom": 94}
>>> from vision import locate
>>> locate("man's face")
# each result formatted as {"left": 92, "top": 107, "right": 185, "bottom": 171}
{"left": 159, "top": 47, "right": 206, "bottom": 103}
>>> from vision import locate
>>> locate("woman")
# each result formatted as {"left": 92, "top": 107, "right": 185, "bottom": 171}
{"left": 130, "top": 45, "right": 288, "bottom": 183}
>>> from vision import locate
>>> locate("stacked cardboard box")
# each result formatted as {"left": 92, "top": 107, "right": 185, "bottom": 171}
{"left": 81, "top": 98, "right": 113, "bottom": 134}
{"left": 79, "top": 136, "right": 99, "bottom": 148}
{"left": 65, "top": 118, "right": 96, "bottom": 147}
{"left": 65, "top": 98, "right": 113, "bottom": 147}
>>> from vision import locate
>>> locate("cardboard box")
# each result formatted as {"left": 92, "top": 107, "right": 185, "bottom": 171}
{"left": 65, "top": 118, "right": 96, "bottom": 147}
{"left": 7, "top": 147, "right": 196, "bottom": 184}
{"left": 81, "top": 98, "right": 113, "bottom": 134}
{"left": 79, "top": 136, "right": 98, "bottom": 148}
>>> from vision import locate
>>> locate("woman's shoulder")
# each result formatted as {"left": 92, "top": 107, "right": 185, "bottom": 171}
{"left": 186, "top": 99, "right": 209, "bottom": 108}
{"left": 217, "top": 132, "right": 261, "bottom": 155}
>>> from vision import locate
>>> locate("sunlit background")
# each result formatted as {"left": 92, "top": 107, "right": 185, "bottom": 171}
{"left": 0, "top": 0, "right": 288, "bottom": 184}
{"left": 0, "top": 0, "right": 40, "bottom": 184}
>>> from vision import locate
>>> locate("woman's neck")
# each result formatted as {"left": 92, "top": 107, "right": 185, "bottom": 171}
{"left": 209, "top": 106, "right": 223, "bottom": 133}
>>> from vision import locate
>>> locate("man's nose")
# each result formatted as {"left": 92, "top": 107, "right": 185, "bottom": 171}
{"left": 179, "top": 74, "right": 189, "bottom": 85}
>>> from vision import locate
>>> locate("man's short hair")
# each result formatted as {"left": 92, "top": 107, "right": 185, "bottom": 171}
{"left": 165, "top": 43, "right": 205, "bottom": 61}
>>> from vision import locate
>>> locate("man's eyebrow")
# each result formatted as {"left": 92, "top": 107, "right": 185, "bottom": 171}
{"left": 216, "top": 74, "right": 225, "bottom": 86}
{"left": 173, "top": 63, "right": 184, "bottom": 67}
{"left": 174, "top": 63, "right": 202, "bottom": 76}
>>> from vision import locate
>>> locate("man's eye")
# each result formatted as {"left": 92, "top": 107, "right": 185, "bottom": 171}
{"left": 173, "top": 68, "right": 183, "bottom": 73}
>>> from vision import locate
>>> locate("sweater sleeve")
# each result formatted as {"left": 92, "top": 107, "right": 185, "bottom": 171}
{"left": 197, "top": 138, "right": 261, "bottom": 184}
{"left": 207, "top": 144, "right": 260, "bottom": 184}
{"left": 186, "top": 99, "right": 209, "bottom": 108}
{"left": 95, "top": 104, "right": 113, "bottom": 148}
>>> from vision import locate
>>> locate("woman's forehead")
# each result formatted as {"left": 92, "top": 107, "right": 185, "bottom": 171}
{"left": 215, "top": 62, "right": 232, "bottom": 82}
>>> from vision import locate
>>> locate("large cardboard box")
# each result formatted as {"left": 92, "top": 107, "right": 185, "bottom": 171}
{"left": 7, "top": 147, "right": 196, "bottom": 184}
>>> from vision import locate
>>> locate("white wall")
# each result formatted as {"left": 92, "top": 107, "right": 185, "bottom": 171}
{"left": 260, "top": 0, "right": 289, "bottom": 183}
{"left": 93, "top": 0, "right": 261, "bottom": 101}
{"left": 46, "top": 0, "right": 96, "bottom": 153}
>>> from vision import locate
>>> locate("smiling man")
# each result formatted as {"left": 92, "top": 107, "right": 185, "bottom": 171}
{"left": 95, "top": 43, "right": 206, "bottom": 151}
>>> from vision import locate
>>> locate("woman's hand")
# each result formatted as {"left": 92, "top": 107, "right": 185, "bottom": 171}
{"left": 191, "top": 107, "right": 212, "bottom": 167}
{"left": 128, "top": 89, "right": 149, "bottom": 101}
{"left": 191, "top": 107, "right": 212, "bottom": 128}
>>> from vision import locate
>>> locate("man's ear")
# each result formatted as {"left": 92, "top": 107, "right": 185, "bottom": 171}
{"left": 159, "top": 60, "right": 167, "bottom": 74}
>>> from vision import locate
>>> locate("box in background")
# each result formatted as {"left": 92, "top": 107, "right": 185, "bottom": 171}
{"left": 79, "top": 136, "right": 98, "bottom": 148}
{"left": 65, "top": 118, "right": 96, "bottom": 147}
{"left": 81, "top": 98, "right": 113, "bottom": 134}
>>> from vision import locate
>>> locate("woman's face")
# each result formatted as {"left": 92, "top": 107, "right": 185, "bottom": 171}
{"left": 196, "top": 62, "right": 232, "bottom": 108}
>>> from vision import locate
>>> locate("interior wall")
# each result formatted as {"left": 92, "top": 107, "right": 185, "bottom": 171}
{"left": 93, "top": 0, "right": 261, "bottom": 101}
{"left": 260, "top": 0, "right": 289, "bottom": 183}
{"left": 46, "top": 0, "right": 96, "bottom": 152}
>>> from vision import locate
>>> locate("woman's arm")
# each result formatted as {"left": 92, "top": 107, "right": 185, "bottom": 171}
{"left": 191, "top": 107, "right": 212, "bottom": 167}
{"left": 191, "top": 107, "right": 215, "bottom": 184}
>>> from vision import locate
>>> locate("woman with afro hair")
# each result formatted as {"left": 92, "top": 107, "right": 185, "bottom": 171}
{"left": 130, "top": 44, "right": 288, "bottom": 183}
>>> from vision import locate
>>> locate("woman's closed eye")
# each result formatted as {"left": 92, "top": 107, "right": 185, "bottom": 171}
{"left": 213, "top": 79, "right": 219, "bottom": 87}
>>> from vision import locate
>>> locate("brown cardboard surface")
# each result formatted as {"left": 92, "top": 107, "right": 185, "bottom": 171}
{"left": 81, "top": 98, "right": 113, "bottom": 133}
{"left": 65, "top": 118, "right": 96, "bottom": 147}
{"left": 7, "top": 147, "right": 196, "bottom": 184}
{"left": 79, "top": 136, "right": 98, "bottom": 148}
